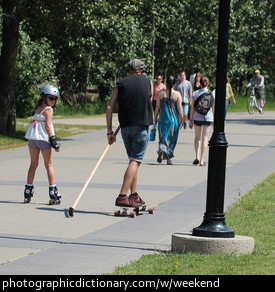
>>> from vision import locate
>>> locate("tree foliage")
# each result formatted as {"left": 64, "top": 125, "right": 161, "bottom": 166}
{"left": 0, "top": 0, "right": 274, "bottom": 129}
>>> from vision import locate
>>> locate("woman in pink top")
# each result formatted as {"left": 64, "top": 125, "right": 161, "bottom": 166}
{"left": 153, "top": 75, "right": 166, "bottom": 112}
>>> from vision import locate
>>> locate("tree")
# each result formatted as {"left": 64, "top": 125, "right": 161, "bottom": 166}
{"left": 0, "top": 0, "right": 20, "bottom": 133}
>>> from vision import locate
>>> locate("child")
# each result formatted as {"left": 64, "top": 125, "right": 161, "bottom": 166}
{"left": 24, "top": 85, "right": 61, "bottom": 205}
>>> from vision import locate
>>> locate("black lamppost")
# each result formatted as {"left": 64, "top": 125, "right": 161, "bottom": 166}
{"left": 192, "top": 0, "right": 234, "bottom": 238}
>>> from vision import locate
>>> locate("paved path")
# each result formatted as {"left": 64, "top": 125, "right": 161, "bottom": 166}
{"left": 0, "top": 112, "right": 274, "bottom": 274}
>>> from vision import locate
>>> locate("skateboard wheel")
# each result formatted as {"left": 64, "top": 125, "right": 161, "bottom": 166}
{"left": 148, "top": 208, "right": 155, "bottom": 214}
{"left": 130, "top": 211, "right": 136, "bottom": 218}
{"left": 141, "top": 206, "right": 146, "bottom": 211}
{"left": 114, "top": 210, "right": 120, "bottom": 216}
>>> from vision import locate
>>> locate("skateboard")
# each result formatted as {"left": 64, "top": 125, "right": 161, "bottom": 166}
{"left": 114, "top": 204, "right": 155, "bottom": 218}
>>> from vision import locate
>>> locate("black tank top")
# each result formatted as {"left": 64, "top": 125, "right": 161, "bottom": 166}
{"left": 117, "top": 74, "right": 153, "bottom": 128}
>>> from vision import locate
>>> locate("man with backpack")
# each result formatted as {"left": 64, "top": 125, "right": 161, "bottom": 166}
{"left": 189, "top": 76, "right": 215, "bottom": 166}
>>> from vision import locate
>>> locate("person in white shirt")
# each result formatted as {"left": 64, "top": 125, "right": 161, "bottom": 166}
{"left": 24, "top": 85, "right": 61, "bottom": 204}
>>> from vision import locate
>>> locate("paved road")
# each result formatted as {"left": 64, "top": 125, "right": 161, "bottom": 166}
{"left": 0, "top": 112, "right": 274, "bottom": 274}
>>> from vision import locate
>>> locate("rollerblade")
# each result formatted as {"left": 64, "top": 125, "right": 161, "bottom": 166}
{"left": 24, "top": 184, "right": 34, "bottom": 203}
{"left": 49, "top": 185, "right": 61, "bottom": 205}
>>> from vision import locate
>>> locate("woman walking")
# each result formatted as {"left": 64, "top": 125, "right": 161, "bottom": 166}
{"left": 154, "top": 76, "right": 183, "bottom": 165}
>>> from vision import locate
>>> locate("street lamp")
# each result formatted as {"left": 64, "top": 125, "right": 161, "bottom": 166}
{"left": 192, "top": 0, "right": 234, "bottom": 238}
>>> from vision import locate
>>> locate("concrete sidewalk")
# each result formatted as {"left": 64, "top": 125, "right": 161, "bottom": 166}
{"left": 0, "top": 112, "right": 274, "bottom": 274}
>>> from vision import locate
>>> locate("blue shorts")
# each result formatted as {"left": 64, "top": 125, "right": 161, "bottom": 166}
{"left": 182, "top": 103, "right": 189, "bottom": 115}
{"left": 121, "top": 125, "right": 149, "bottom": 162}
{"left": 28, "top": 139, "right": 51, "bottom": 150}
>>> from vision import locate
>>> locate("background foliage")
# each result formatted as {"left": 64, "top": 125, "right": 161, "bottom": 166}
{"left": 0, "top": 0, "right": 274, "bottom": 118}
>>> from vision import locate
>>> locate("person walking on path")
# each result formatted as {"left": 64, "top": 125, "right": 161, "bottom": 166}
{"left": 152, "top": 75, "right": 166, "bottom": 112}
{"left": 225, "top": 77, "right": 236, "bottom": 118}
{"left": 189, "top": 76, "right": 214, "bottom": 167}
{"left": 193, "top": 72, "right": 201, "bottom": 91}
{"left": 154, "top": 76, "right": 183, "bottom": 165}
{"left": 189, "top": 68, "right": 201, "bottom": 89}
{"left": 24, "top": 85, "right": 61, "bottom": 204}
{"left": 174, "top": 71, "right": 192, "bottom": 129}
{"left": 106, "top": 59, "right": 153, "bottom": 207}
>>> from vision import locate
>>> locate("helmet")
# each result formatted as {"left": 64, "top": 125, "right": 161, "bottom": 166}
{"left": 41, "top": 85, "right": 60, "bottom": 98}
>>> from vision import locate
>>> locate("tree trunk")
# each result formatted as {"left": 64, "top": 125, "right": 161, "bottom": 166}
{"left": 0, "top": 0, "right": 20, "bottom": 133}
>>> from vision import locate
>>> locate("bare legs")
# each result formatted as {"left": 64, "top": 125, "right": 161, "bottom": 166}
{"left": 27, "top": 147, "right": 55, "bottom": 185}
{"left": 120, "top": 160, "right": 140, "bottom": 195}
{"left": 194, "top": 125, "right": 211, "bottom": 166}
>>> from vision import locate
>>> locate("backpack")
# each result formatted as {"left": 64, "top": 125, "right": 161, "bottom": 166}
{"left": 194, "top": 91, "right": 214, "bottom": 115}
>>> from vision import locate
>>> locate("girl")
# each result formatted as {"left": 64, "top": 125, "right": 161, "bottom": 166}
{"left": 189, "top": 76, "right": 215, "bottom": 166}
{"left": 24, "top": 85, "right": 61, "bottom": 205}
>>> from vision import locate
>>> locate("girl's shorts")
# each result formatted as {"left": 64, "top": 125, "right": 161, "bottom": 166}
{"left": 28, "top": 139, "right": 51, "bottom": 150}
{"left": 194, "top": 120, "right": 213, "bottom": 126}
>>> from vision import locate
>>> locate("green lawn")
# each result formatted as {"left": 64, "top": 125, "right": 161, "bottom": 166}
{"left": 227, "top": 94, "right": 275, "bottom": 112}
{"left": 0, "top": 117, "right": 105, "bottom": 151}
{"left": 110, "top": 173, "right": 275, "bottom": 275}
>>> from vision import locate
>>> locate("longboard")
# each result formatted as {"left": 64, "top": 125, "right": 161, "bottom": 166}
{"left": 114, "top": 204, "right": 154, "bottom": 218}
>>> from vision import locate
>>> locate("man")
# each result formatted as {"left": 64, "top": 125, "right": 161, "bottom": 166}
{"left": 246, "top": 69, "right": 265, "bottom": 112}
{"left": 174, "top": 71, "right": 192, "bottom": 129}
{"left": 106, "top": 59, "right": 153, "bottom": 207}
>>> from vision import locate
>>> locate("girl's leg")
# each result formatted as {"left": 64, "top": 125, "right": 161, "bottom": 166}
{"left": 41, "top": 148, "right": 55, "bottom": 185}
{"left": 194, "top": 125, "right": 202, "bottom": 161}
{"left": 200, "top": 125, "right": 211, "bottom": 166}
{"left": 27, "top": 147, "right": 40, "bottom": 184}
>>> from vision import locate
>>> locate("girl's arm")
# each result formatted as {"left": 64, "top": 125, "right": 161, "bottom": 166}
{"left": 176, "top": 92, "right": 184, "bottom": 128}
{"left": 154, "top": 92, "right": 161, "bottom": 124}
{"left": 44, "top": 107, "right": 54, "bottom": 137}
{"left": 44, "top": 107, "right": 60, "bottom": 151}
{"left": 189, "top": 99, "right": 195, "bottom": 129}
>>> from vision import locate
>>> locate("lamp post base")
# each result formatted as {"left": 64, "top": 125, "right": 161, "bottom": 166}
{"left": 193, "top": 215, "right": 234, "bottom": 238}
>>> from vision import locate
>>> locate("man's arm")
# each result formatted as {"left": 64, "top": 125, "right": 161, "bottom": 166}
{"left": 106, "top": 87, "right": 118, "bottom": 144}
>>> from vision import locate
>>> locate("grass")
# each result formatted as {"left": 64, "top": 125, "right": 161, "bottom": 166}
{"left": 0, "top": 117, "right": 105, "bottom": 151}
{"left": 228, "top": 94, "right": 275, "bottom": 112}
{"left": 110, "top": 173, "right": 275, "bottom": 275}
{"left": 1, "top": 94, "right": 274, "bottom": 151}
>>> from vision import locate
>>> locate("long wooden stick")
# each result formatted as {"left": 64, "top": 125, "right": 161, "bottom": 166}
{"left": 68, "top": 126, "right": 120, "bottom": 217}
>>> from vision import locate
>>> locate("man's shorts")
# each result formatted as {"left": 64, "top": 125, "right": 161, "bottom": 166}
{"left": 121, "top": 125, "right": 149, "bottom": 163}
{"left": 255, "top": 88, "right": 265, "bottom": 100}
{"left": 182, "top": 102, "right": 189, "bottom": 115}
{"left": 28, "top": 139, "right": 51, "bottom": 150}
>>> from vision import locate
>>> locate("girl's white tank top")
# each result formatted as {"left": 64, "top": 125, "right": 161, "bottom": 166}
{"left": 25, "top": 106, "right": 55, "bottom": 143}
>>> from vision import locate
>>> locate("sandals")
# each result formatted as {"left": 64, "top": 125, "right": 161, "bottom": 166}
{"left": 157, "top": 151, "right": 164, "bottom": 163}
{"left": 193, "top": 159, "right": 206, "bottom": 166}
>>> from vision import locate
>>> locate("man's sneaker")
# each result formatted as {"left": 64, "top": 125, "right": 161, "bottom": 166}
{"left": 115, "top": 195, "right": 142, "bottom": 207}
{"left": 129, "top": 192, "right": 146, "bottom": 205}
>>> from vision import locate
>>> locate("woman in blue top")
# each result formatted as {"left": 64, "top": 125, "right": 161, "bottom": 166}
{"left": 154, "top": 76, "right": 183, "bottom": 165}
{"left": 189, "top": 76, "right": 215, "bottom": 166}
